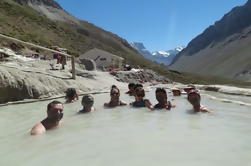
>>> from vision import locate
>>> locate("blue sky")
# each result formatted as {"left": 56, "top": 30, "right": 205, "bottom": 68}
{"left": 55, "top": 0, "right": 247, "bottom": 51}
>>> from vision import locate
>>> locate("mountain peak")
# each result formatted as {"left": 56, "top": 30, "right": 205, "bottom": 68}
{"left": 131, "top": 42, "right": 146, "bottom": 50}
{"left": 13, "top": 0, "right": 62, "bottom": 9}
{"left": 152, "top": 51, "right": 170, "bottom": 57}
{"left": 131, "top": 42, "right": 184, "bottom": 66}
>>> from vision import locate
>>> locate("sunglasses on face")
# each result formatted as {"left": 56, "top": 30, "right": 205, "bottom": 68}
{"left": 111, "top": 92, "right": 119, "bottom": 96}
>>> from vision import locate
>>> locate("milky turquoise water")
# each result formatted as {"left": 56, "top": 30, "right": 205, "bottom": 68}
{"left": 0, "top": 89, "right": 250, "bottom": 166}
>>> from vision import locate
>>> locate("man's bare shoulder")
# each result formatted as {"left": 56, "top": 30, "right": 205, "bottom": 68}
{"left": 31, "top": 123, "right": 46, "bottom": 135}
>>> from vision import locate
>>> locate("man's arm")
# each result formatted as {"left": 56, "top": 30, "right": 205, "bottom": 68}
{"left": 200, "top": 106, "right": 212, "bottom": 113}
{"left": 120, "top": 100, "right": 127, "bottom": 106}
{"left": 145, "top": 99, "right": 154, "bottom": 111}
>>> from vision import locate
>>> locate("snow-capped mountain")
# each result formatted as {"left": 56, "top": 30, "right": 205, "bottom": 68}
{"left": 131, "top": 42, "right": 185, "bottom": 66}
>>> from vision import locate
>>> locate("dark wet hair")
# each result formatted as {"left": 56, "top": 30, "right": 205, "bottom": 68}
{"left": 155, "top": 88, "right": 166, "bottom": 94}
{"left": 128, "top": 83, "right": 135, "bottom": 88}
{"left": 184, "top": 87, "right": 195, "bottom": 93}
{"left": 82, "top": 95, "right": 94, "bottom": 106}
{"left": 135, "top": 84, "right": 143, "bottom": 89}
{"left": 47, "top": 100, "right": 62, "bottom": 111}
{"left": 135, "top": 87, "right": 145, "bottom": 97}
{"left": 111, "top": 85, "right": 117, "bottom": 89}
{"left": 65, "top": 88, "right": 77, "bottom": 99}
{"left": 187, "top": 90, "right": 200, "bottom": 100}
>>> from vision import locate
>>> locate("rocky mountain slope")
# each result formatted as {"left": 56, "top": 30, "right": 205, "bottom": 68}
{"left": 0, "top": 0, "right": 148, "bottom": 67}
{"left": 170, "top": 0, "right": 251, "bottom": 82}
{"left": 131, "top": 42, "right": 184, "bottom": 66}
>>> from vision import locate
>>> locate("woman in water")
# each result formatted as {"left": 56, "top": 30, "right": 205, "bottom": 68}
{"left": 104, "top": 86, "right": 127, "bottom": 107}
{"left": 131, "top": 87, "right": 153, "bottom": 110}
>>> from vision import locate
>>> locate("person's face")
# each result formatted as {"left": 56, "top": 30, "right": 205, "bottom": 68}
{"left": 135, "top": 92, "right": 144, "bottom": 100}
{"left": 48, "top": 104, "right": 64, "bottom": 122}
{"left": 82, "top": 101, "right": 94, "bottom": 108}
{"left": 156, "top": 92, "right": 167, "bottom": 103}
{"left": 111, "top": 89, "right": 120, "bottom": 100}
{"left": 173, "top": 90, "right": 181, "bottom": 96}
{"left": 129, "top": 86, "right": 135, "bottom": 92}
{"left": 188, "top": 93, "right": 200, "bottom": 106}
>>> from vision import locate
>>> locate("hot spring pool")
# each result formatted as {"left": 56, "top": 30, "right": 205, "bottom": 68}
{"left": 0, "top": 89, "right": 250, "bottom": 166}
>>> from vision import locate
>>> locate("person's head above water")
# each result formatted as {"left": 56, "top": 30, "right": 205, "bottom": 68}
{"left": 47, "top": 100, "right": 64, "bottom": 122}
{"left": 132, "top": 87, "right": 153, "bottom": 109}
{"left": 172, "top": 89, "right": 181, "bottom": 96}
{"left": 187, "top": 89, "right": 211, "bottom": 113}
{"left": 110, "top": 87, "right": 120, "bottom": 100}
{"left": 187, "top": 90, "right": 201, "bottom": 106}
{"left": 135, "top": 87, "right": 145, "bottom": 99}
{"left": 155, "top": 88, "right": 167, "bottom": 103}
{"left": 65, "top": 88, "right": 78, "bottom": 103}
{"left": 126, "top": 83, "right": 135, "bottom": 96}
{"left": 154, "top": 87, "right": 174, "bottom": 110}
{"left": 128, "top": 83, "right": 135, "bottom": 90}
{"left": 128, "top": 83, "right": 135, "bottom": 89}
{"left": 80, "top": 94, "right": 94, "bottom": 113}
{"left": 31, "top": 100, "right": 64, "bottom": 135}
{"left": 105, "top": 86, "right": 127, "bottom": 107}
{"left": 82, "top": 94, "right": 94, "bottom": 108}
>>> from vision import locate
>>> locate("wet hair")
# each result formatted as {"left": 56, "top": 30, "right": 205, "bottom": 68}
{"left": 111, "top": 85, "right": 117, "bottom": 89}
{"left": 82, "top": 95, "right": 94, "bottom": 106}
{"left": 184, "top": 87, "right": 195, "bottom": 93}
{"left": 135, "top": 84, "right": 143, "bottom": 88}
{"left": 155, "top": 88, "right": 167, "bottom": 94}
{"left": 47, "top": 100, "right": 62, "bottom": 111}
{"left": 65, "top": 88, "right": 77, "bottom": 99}
{"left": 187, "top": 90, "right": 201, "bottom": 100}
{"left": 128, "top": 83, "right": 135, "bottom": 89}
{"left": 135, "top": 87, "right": 145, "bottom": 97}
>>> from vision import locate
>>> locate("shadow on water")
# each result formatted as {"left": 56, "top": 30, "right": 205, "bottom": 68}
{"left": 186, "top": 109, "right": 197, "bottom": 115}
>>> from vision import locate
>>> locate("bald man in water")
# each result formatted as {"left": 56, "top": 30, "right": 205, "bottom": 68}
{"left": 31, "top": 101, "right": 64, "bottom": 135}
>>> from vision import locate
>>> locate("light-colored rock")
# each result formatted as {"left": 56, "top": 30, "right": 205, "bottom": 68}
{"left": 78, "top": 58, "right": 96, "bottom": 71}
{"left": 0, "top": 58, "right": 126, "bottom": 104}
